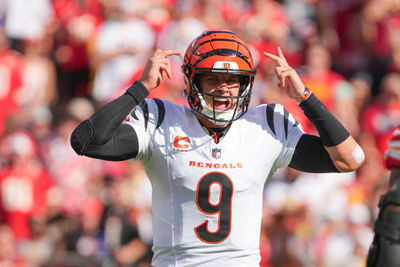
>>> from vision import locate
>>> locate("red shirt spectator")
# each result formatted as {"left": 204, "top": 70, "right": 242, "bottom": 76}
{"left": 288, "top": 43, "right": 357, "bottom": 135}
{"left": 0, "top": 29, "right": 24, "bottom": 137}
{"left": 361, "top": 73, "right": 400, "bottom": 160}
{"left": 0, "top": 130, "right": 53, "bottom": 241}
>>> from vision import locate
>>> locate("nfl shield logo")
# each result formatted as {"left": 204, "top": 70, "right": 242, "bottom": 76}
{"left": 212, "top": 148, "right": 221, "bottom": 159}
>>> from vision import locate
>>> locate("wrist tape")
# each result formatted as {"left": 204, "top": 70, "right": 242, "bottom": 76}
{"left": 299, "top": 93, "right": 350, "bottom": 147}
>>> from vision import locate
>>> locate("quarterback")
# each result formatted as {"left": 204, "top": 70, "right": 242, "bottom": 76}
{"left": 71, "top": 29, "right": 365, "bottom": 266}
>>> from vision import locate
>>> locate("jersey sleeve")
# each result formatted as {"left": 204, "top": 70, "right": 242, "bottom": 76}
{"left": 265, "top": 104, "right": 305, "bottom": 170}
{"left": 122, "top": 98, "right": 164, "bottom": 163}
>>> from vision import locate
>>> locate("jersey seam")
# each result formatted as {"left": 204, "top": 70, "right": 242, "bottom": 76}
{"left": 163, "top": 108, "right": 178, "bottom": 266}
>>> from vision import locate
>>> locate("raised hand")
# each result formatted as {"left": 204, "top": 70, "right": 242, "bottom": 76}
{"left": 139, "top": 49, "right": 181, "bottom": 91}
{"left": 264, "top": 47, "right": 306, "bottom": 100}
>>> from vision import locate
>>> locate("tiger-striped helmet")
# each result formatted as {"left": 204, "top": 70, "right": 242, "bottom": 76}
{"left": 182, "top": 29, "right": 256, "bottom": 125}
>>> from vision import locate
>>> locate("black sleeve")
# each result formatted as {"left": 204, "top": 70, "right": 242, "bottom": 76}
{"left": 70, "top": 81, "right": 149, "bottom": 161}
{"left": 298, "top": 92, "right": 350, "bottom": 147}
{"left": 289, "top": 134, "right": 339, "bottom": 173}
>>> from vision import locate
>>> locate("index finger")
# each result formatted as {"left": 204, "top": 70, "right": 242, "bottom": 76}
{"left": 264, "top": 48, "right": 288, "bottom": 67}
{"left": 277, "top": 47, "right": 288, "bottom": 65}
{"left": 263, "top": 51, "right": 281, "bottom": 63}
{"left": 263, "top": 51, "right": 286, "bottom": 68}
{"left": 162, "top": 50, "right": 182, "bottom": 57}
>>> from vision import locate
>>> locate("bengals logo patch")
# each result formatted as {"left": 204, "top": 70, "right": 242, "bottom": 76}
{"left": 172, "top": 136, "right": 190, "bottom": 152}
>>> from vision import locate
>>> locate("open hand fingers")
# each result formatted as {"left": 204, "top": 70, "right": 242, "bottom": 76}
{"left": 264, "top": 47, "right": 306, "bottom": 98}
{"left": 264, "top": 47, "right": 288, "bottom": 67}
{"left": 159, "top": 61, "right": 172, "bottom": 79}
{"left": 153, "top": 50, "right": 181, "bottom": 77}
{"left": 274, "top": 66, "right": 293, "bottom": 88}
{"left": 277, "top": 47, "right": 288, "bottom": 65}
{"left": 154, "top": 49, "right": 181, "bottom": 59}
{"left": 264, "top": 52, "right": 281, "bottom": 65}
{"left": 140, "top": 49, "right": 181, "bottom": 90}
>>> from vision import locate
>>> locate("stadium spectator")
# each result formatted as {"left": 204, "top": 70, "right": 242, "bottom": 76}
{"left": 89, "top": 0, "right": 155, "bottom": 104}
{"left": 360, "top": 73, "right": 400, "bottom": 165}
{"left": 0, "top": 26, "right": 25, "bottom": 138}
{"left": 1, "top": 0, "right": 55, "bottom": 53}
{"left": 0, "top": 130, "right": 53, "bottom": 242}
{"left": 52, "top": 0, "right": 103, "bottom": 102}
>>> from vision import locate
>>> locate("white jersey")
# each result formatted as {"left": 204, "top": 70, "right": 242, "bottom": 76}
{"left": 123, "top": 99, "right": 304, "bottom": 267}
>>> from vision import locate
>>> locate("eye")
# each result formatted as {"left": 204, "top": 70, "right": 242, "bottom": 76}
{"left": 206, "top": 77, "right": 219, "bottom": 84}
{"left": 226, "top": 78, "right": 239, "bottom": 84}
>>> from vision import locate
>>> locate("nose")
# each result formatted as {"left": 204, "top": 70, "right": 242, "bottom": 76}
{"left": 216, "top": 81, "right": 230, "bottom": 92}
{"left": 215, "top": 85, "right": 229, "bottom": 95}
{"left": 218, "top": 81, "right": 228, "bottom": 88}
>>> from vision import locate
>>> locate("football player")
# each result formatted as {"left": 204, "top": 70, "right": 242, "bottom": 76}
{"left": 70, "top": 29, "right": 365, "bottom": 267}
{"left": 367, "top": 126, "right": 400, "bottom": 267}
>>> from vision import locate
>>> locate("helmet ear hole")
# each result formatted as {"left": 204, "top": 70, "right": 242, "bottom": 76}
{"left": 182, "top": 65, "right": 192, "bottom": 77}
{"left": 192, "top": 74, "right": 202, "bottom": 92}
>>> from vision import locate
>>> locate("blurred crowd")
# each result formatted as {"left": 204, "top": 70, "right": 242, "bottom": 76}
{"left": 0, "top": 0, "right": 399, "bottom": 266}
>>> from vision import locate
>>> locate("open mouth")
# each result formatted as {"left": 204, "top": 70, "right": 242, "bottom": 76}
{"left": 214, "top": 98, "right": 231, "bottom": 111}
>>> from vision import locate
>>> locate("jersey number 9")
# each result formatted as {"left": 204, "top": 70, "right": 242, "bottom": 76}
{"left": 195, "top": 172, "right": 233, "bottom": 244}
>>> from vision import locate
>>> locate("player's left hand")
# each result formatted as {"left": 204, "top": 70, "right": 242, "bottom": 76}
{"left": 264, "top": 48, "right": 306, "bottom": 100}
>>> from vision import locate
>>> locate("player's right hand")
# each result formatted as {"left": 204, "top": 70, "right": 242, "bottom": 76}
{"left": 139, "top": 49, "right": 181, "bottom": 91}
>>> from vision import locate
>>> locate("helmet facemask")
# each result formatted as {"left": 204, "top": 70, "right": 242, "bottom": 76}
{"left": 182, "top": 29, "right": 256, "bottom": 126}
{"left": 185, "top": 72, "right": 253, "bottom": 125}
